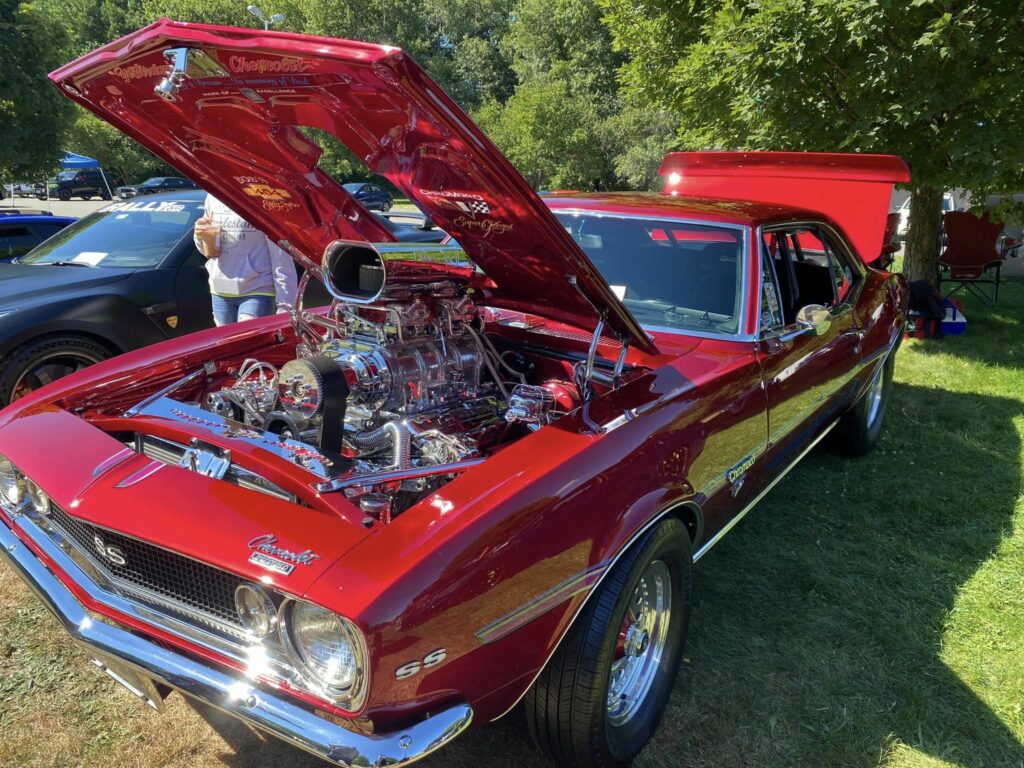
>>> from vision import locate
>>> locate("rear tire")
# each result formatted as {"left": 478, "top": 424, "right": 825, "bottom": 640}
{"left": 0, "top": 335, "right": 111, "bottom": 406}
{"left": 381, "top": 201, "right": 392, "bottom": 212}
{"left": 525, "top": 518, "right": 692, "bottom": 767}
{"left": 831, "top": 348, "right": 895, "bottom": 456}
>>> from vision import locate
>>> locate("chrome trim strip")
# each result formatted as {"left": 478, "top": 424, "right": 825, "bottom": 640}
{"left": 475, "top": 560, "right": 610, "bottom": 645}
{"left": 113, "top": 460, "right": 164, "bottom": 488}
{"left": 0, "top": 514, "right": 474, "bottom": 767}
{"left": 693, "top": 420, "right": 837, "bottom": 561}
{"left": 91, "top": 447, "right": 133, "bottom": 478}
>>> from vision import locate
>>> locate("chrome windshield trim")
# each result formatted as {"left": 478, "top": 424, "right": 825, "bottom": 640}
{"left": 0, "top": 514, "right": 473, "bottom": 767}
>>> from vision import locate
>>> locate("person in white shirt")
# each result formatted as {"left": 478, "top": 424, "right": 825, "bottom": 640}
{"left": 193, "top": 194, "right": 297, "bottom": 326}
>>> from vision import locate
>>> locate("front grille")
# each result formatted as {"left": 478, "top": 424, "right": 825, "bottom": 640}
{"left": 47, "top": 504, "right": 244, "bottom": 631}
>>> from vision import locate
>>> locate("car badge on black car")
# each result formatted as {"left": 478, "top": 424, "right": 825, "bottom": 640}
{"left": 247, "top": 534, "right": 322, "bottom": 576}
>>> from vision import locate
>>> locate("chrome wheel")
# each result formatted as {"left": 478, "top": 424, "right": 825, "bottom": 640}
{"left": 606, "top": 559, "right": 672, "bottom": 726}
{"left": 865, "top": 360, "right": 886, "bottom": 427}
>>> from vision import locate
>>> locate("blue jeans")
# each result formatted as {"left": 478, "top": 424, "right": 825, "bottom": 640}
{"left": 211, "top": 294, "right": 275, "bottom": 326}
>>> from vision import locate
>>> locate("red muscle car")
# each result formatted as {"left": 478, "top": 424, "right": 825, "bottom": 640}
{"left": 0, "top": 19, "right": 909, "bottom": 768}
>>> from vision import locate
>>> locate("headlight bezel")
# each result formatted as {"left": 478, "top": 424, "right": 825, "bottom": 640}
{"left": 278, "top": 598, "right": 369, "bottom": 711}
{"left": 0, "top": 454, "right": 26, "bottom": 508}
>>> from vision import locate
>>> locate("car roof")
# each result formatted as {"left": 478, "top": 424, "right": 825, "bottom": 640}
{"left": 543, "top": 191, "right": 829, "bottom": 228}
{"left": 111, "top": 189, "right": 207, "bottom": 203}
{"left": 0, "top": 211, "right": 77, "bottom": 226}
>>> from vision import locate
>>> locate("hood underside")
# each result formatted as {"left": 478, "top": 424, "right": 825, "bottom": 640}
{"left": 49, "top": 18, "right": 656, "bottom": 354}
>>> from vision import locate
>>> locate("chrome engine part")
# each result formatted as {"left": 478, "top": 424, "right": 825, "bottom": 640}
{"left": 189, "top": 241, "right": 581, "bottom": 519}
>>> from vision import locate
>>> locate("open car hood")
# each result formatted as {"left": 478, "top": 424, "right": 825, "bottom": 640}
{"left": 50, "top": 19, "right": 656, "bottom": 354}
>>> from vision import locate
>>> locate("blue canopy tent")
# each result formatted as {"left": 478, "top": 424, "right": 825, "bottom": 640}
{"left": 60, "top": 151, "right": 100, "bottom": 169}
{"left": 51, "top": 151, "right": 114, "bottom": 199}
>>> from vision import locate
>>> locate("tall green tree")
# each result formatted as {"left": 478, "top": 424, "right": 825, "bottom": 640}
{"left": 602, "top": 0, "right": 1024, "bottom": 283}
{"left": 0, "top": 0, "right": 74, "bottom": 182}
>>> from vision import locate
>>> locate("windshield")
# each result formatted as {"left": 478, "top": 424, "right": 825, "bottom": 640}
{"left": 19, "top": 199, "right": 204, "bottom": 268}
{"left": 141, "top": 178, "right": 164, "bottom": 186}
{"left": 554, "top": 211, "right": 744, "bottom": 336}
{"left": 56, "top": 171, "right": 77, "bottom": 181}
{"left": 342, "top": 183, "right": 364, "bottom": 193}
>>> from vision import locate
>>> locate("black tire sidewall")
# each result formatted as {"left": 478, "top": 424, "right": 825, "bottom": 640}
{"left": 594, "top": 520, "right": 693, "bottom": 763}
{"left": 0, "top": 336, "right": 109, "bottom": 406}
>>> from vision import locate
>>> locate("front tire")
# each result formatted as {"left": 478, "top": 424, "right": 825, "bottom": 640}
{"left": 0, "top": 335, "right": 111, "bottom": 406}
{"left": 525, "top": 518, "right": 692, "bottom": 767}
{"left": 831, "top": 348, "right": 895, "bottom": 456}
{"left": 57, "top": 189, "right": 71, "bottom": 201}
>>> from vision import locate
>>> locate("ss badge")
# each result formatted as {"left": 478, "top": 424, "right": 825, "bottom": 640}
{"left": 395, "top": 648, "right": 447, "bottom": 680}
{"left": 93, "top": 534, "right": 127, "bottom": 566}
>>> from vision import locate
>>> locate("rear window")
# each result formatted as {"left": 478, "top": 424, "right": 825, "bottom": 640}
{"left": 554, "top": 212, "right": 744, "bottom": 336}
{"left": 18, "top": 199, "right": 204, "bottom": 268}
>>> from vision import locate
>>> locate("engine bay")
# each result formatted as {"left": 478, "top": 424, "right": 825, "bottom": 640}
{"left": 132, "top": 242, "right": 606, "bottom": 523}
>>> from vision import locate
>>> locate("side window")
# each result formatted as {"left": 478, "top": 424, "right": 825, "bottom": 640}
{"left": 818, "top": 230, "right": 858, "bottom": 303}
{"left": 759, "top": 247, "right": 785, "bottom": 332}
{"left": 0, "top": 227, "right": 38, "bottom": 259}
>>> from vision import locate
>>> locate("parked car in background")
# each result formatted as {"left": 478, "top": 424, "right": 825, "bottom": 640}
{"left": 118, "top": 176, "right": 199, "bottom": 198}
{"left": 3, "top": 183, "right": 38, "bottom": 198}
{"left": 372, "top": 210, "right": 446, "bottom": 242}
{"left": 0, "top": 22, "right": 911, "bottom": 768}
{"left": 342, "top": 180, "right": 394, "bottom": 210}
{"left": 0, "top": 210, "right": 76, "bottom": 262}
{"left": 896, "top": 192, "right": 956, "bottom": 238}
{"left": 42, "top": 169, "right": 117, "bottom": 201}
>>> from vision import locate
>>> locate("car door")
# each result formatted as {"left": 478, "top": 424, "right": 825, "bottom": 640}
{"left": 170, "top": 241, "right": 214, "bottom": 335}
{"left": 756, "top": 224, "right": 865, "bottom": 479}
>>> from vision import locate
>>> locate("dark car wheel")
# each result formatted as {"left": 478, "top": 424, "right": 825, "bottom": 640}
{"left": 525, "top": 518, "right": 692, "bottom": 768}
{"left": 57, "top": 188, "right": 71, "bottom": 201}
{"left": 0, "top": 336, "right": 111, "bottom": 406}
{"left": 831, "top": 347, "right": 895, "bottom": 457}
{"left": 380, "top": 201, "right": 392, "bottom": 212}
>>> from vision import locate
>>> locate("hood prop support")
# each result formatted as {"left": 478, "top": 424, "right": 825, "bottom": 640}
{"left": 566, "top": 275, "right": 630, "bottom": 402}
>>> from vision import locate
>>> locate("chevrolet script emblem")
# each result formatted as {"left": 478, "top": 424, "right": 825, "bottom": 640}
{"left": 247, "top": 534, "right": 321, "bottom": 576}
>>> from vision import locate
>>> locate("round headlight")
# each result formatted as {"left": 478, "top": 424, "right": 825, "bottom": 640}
{"left": 26, "top": 480, "right": 50, "bottom": 516}
{"left": 0, "top": 455, "right": 24, "bottom": 507}
{"left": 234, "top": 583, "right": 276, "bottom": 640}
{"left": 281, "top": 601, "right": 366, "bottom": 700}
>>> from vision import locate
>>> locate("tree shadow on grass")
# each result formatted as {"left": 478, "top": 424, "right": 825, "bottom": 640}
{"left": 189, "top": 381, "right": 1023, "bottom": 768}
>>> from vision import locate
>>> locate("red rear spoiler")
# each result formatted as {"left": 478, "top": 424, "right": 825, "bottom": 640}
{"left": 660, "top": 152, "right": 910, "bottom": 264}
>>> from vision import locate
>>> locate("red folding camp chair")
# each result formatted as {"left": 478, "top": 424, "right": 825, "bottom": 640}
{"left": 938, "top": 211, "right": 1020, "bottom": 305}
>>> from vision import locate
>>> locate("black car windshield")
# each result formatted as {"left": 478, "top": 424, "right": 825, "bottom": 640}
{"left": 554, "top": 211, "right": 744, "bottom": 336}
{"left": 342, "top": 183, "right": 365, "bottom": 193}
{"left": 18, "top": 199, "right": 205, "bottom": 268}
{"left": 141, "top": 178, "right": 165, "bottom": 186}
{"left": 56, "top": 171, "right": 77, "bottom": 181}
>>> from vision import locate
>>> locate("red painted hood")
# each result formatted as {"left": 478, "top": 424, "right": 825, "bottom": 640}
{"left": 49, "top": 18, "right": 656, "bottom": 354}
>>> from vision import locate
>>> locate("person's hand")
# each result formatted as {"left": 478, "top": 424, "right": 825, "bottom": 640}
{"left": 194, "top": 217, "right": 222, "bottom": 258}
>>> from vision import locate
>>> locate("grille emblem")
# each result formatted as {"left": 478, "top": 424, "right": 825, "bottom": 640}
{"left": 93, "top": 534, "right": 127, "bottom": 566}
{"left": 247, "top": 534, "right": 321, "bottom": 576}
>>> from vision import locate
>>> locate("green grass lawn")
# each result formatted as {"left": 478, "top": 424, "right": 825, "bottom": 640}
{"left": 1, "top": 281, "right": 1021, "bottom": 768}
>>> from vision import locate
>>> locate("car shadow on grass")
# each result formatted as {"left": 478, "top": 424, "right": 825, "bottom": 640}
{"left": 187, "top": 381, "right": 1024, "bottom": 768}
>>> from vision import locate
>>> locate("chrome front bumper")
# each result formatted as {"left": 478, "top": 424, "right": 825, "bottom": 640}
{"left": 0, "top": 516, "right": 473, "bottom": 767}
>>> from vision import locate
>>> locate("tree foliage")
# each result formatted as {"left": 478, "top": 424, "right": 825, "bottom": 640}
{"left": 600, "top": 0, "right": 1024, "bottom": 280}
{"left": 0, "top": 0, "right": 74, "bottom": 181}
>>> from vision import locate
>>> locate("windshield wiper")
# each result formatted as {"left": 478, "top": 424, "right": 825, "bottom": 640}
{"left": 38, "top": 260, "right": 97, "bottom": 268}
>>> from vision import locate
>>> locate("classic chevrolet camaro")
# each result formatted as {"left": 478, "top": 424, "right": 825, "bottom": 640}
{"left": 0, "top": 20, "right": 909, "bottom": 768}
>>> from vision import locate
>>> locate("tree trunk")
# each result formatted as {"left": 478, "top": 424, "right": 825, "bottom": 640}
{"left": 903, "top": 185, "right": 945, "bottom": 286}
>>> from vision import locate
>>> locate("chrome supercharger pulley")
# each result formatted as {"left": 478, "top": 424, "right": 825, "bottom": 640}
{"left": 277, "top": 356, "right": 349, "bottom": 453}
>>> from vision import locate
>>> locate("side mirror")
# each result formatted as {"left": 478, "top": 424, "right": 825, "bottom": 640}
{"left": 795, "top": 304, "right": 832, "bottom": 336}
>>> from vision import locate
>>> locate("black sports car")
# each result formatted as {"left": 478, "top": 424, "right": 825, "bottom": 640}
{"left": 0, "top": 191, "right": 448, "bottom": 404}
{"left": 117, "top": 176, "right": 199, "bottom": 198}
